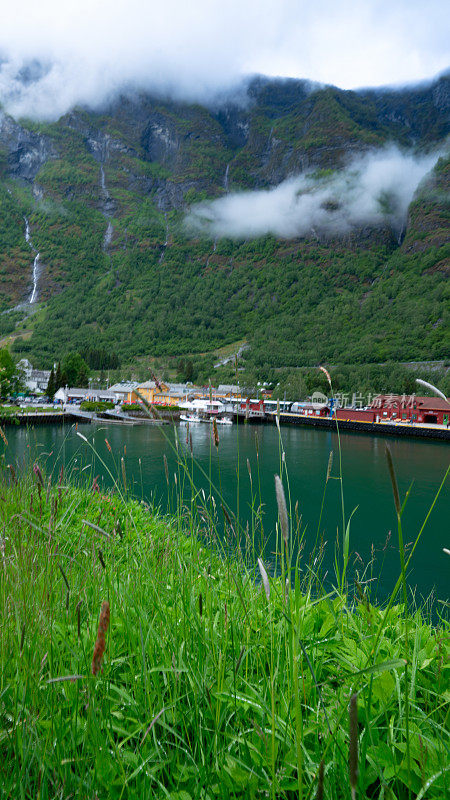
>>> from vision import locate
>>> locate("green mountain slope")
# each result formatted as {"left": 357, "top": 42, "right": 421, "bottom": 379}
{"left": 0, "top": 74, "right": 448, "bottom": 367}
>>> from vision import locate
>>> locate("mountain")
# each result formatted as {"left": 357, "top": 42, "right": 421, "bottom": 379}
{"left": 0, "top": 73, "right": 448, "bottom": 370}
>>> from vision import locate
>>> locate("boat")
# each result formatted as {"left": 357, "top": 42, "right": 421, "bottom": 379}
{"left": 215, "top": 416, "right": 233, "bottom": 425}
{"left": 180, "top": 413, "right": 202, "bottom": 423}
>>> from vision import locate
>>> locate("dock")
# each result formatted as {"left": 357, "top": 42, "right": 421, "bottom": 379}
{"left": 269, "top": 412, "right": 450, "bottom": 441}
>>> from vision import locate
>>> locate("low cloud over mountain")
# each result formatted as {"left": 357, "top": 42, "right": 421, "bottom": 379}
{"left": 0, "top": 0, "right": 448, "bottom": 120}
{"left": 187, "top": 146, "right": 441, "bottom": 240}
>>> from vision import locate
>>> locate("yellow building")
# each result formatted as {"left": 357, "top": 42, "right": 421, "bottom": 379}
{"left": 136, "top": 380, "right": 169, "bottom": 405}
{"left": 109, "top": 382, "right": 140, "bottom": 404}
{"left": 136, "top": 381, "right": 193, "bottom": 406}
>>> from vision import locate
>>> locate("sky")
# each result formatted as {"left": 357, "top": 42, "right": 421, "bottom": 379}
{"left": 0, "top": 0, "right": 448, "bottom": 119}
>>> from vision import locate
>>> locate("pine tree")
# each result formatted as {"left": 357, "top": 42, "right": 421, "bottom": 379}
{"left": 55, "top": 362, "right": 62, "bottom": 390}
{"left": 46, "top": 368, "right": 56, "bottom": 400}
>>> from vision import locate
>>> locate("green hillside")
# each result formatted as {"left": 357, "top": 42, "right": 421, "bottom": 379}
{"left": 0, "top": 74, "right": 448, "bottom": 369}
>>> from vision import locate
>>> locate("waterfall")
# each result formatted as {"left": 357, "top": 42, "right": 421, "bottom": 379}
{"left": 24, "top": 217, "right": 41, "bottom": 304}
{"left": 100, "top": 164, "right": 107, "bottom": 197}
{"left": 29, "top": 253, "right": 40, "bottom": 304}
{"left": 205, "top": 238, "right": 217, "bottom": 268}
{"left": 159, "top": 213, "right": 169, "bottom": 263}
{"left": 104, "top": 221, "right": 113, "bottom": 250}
{"left": 99, "top": 138, "right": 114, "bottom": 255}
{"left": 224, "top": 163, "right": 230, "bottom": 192}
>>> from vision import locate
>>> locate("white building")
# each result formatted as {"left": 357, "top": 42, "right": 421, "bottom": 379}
{"left": 54, "top": 387, "right": 118, "bottom": 404}
{"left": 17, "top": 359, "right": 51, "bottom": 395}
{"left": 179, "top": 398, "right": 226, "bottom": 414}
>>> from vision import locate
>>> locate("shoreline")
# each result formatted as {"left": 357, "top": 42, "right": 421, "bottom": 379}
{"left": 270, "top": 411, "right": 450, "bottom": 441}
{"left": 2, "top": 408, "right": 450, "bottom": 441}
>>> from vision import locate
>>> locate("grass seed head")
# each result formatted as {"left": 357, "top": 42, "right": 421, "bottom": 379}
{"left": 326, "top": 450, "right": 334, "bottom": 482}
{"left": 257, "top": 558, "right": 270, "bottom": 602}
{"left": 319, "top": 365, "right": 332, "bottom": 389}
{"left": 91, "top": 601, "right": 110, "bottom": 676}
{"left": 415, "top": 378, "right": 448, "bottom": 403}
{"left": 33, "top": 463, "right": 44, "bottom": 487}
{"left": 0, "top": 425, "right": 8, "bottom": 447}
{"left": 212, "top": 418, "right": 219, "bottom": 448}
{"left": 275, "top": 474, "right": 289, "bottom": 547}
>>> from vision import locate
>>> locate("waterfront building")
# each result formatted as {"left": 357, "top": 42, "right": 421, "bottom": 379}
{"left": 369, "top": 394, "right": 450, "bottom": 425}
{"left": 135, "top": 381, "right": 194, "bottom": 406}
{"left": 54, "top": 387, "right": 117, "bottom": 404}
{"left": 109, "top": 382, "right": 140, "bottom": 404}
{"left": 17, "top": 358, "right": 51, "bottom": 395}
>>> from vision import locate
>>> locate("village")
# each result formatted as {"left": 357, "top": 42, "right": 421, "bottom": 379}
{"left": 9, "top": 359, "right": 450, "bottom": 440}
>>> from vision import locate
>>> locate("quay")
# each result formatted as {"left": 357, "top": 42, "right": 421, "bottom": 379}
{"left": 268, "top": 411, "right": 450, "bottom": 441}
{"left": 0, "top": 408, "right": 165, "bottom": 426}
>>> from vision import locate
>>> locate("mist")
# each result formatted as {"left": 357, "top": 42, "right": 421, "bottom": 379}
{"left": 0, "top": 0, "right": 448, "bottom": 121}
{"left": 186, "top": 147, "right": 441, "bottom": 240}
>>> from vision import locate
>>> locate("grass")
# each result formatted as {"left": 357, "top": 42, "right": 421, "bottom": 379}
{"left": 0, "top": 429, "right": 448, "bottom": 799}
{"left": 0, "top": 405, "right": 61, "bottom": 419}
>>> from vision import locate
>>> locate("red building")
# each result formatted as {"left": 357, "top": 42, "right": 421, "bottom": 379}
{"left": 369, "top": 394, "right": 450, "bottom": 425}
{"left": 335, "top": 408, "right": 376, "bottom": 423}
{"left": 240, "top": 397, "right": 266, "bottom": 414}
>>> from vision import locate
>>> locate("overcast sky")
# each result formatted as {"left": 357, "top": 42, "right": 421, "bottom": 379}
{"left": 0, "top": 0, "right": 448, "bottom": 118}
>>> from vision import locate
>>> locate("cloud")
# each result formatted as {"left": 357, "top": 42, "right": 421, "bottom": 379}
{"left": 186, "top": 146, "right": 441, "bottom": 240}
{"left": 0, "top": 0, "right": 448, "bottom": 120}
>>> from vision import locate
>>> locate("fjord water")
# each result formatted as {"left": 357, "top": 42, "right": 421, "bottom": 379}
{"left": 7, "top": 421, "right": 449, "bottom": 602}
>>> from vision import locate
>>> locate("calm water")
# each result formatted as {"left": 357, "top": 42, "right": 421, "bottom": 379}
{"left": 5, "top": 420, "right": 449, "bottom": 602}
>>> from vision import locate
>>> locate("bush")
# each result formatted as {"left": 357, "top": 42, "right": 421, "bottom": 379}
{"left": 80, "top": 401, "right": 114, "bottom": 411}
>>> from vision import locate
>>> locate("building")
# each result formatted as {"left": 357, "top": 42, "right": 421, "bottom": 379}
{"left": 54, "top": 387, "right": 117, "bottom": 404}
{"left": 109, "top": 382, "right": 140, "bottom": 404}
{"left": 17, "top": 359, "right": 51, "bottom": 395}
{"left": 239, "top": 397, "right": 266, "bottom": 415}
{"left": 332, "top": 394, "right": 450, "bottom": 425}
{"left": 290, "top": 401, "right": 330, "bottom": 417}
{"left": 179, "top": 398, "right": 226, "bottom": 415}
{"left": 370, "top": 394, "right": 450, "bottom": 425}
{"left": 216, "top": 384, "right": 241, "bottom": 400}
{"left": 136, "top": 380, "right": 193, "bottom": 406}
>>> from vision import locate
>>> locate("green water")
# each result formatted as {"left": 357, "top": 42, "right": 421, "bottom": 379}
{"left": 5, "top": 420, "right": 449, "bottom": 602}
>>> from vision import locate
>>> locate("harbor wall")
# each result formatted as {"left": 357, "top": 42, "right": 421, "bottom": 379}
{"left": 274, "top": 413, "right": 450, "bottom": 441}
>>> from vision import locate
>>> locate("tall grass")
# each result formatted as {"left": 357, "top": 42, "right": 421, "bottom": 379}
{"left": 0, "top": 424, "right": 448, "bottom": 799}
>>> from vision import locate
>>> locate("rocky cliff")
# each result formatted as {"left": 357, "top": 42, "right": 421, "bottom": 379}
{"left": 0, "top": 73, "right": 448, "bottom": 366}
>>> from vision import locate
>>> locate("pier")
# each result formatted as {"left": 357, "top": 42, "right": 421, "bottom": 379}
{"left": 269, "top": 411, "right": 450, "bottom": 441}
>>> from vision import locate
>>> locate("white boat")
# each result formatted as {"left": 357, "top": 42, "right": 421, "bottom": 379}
{"left": 180, "top": 414, "right": 202, "bottom": 423}
{"left": 215, "top": 416, "right": 233, "bottom": 425}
